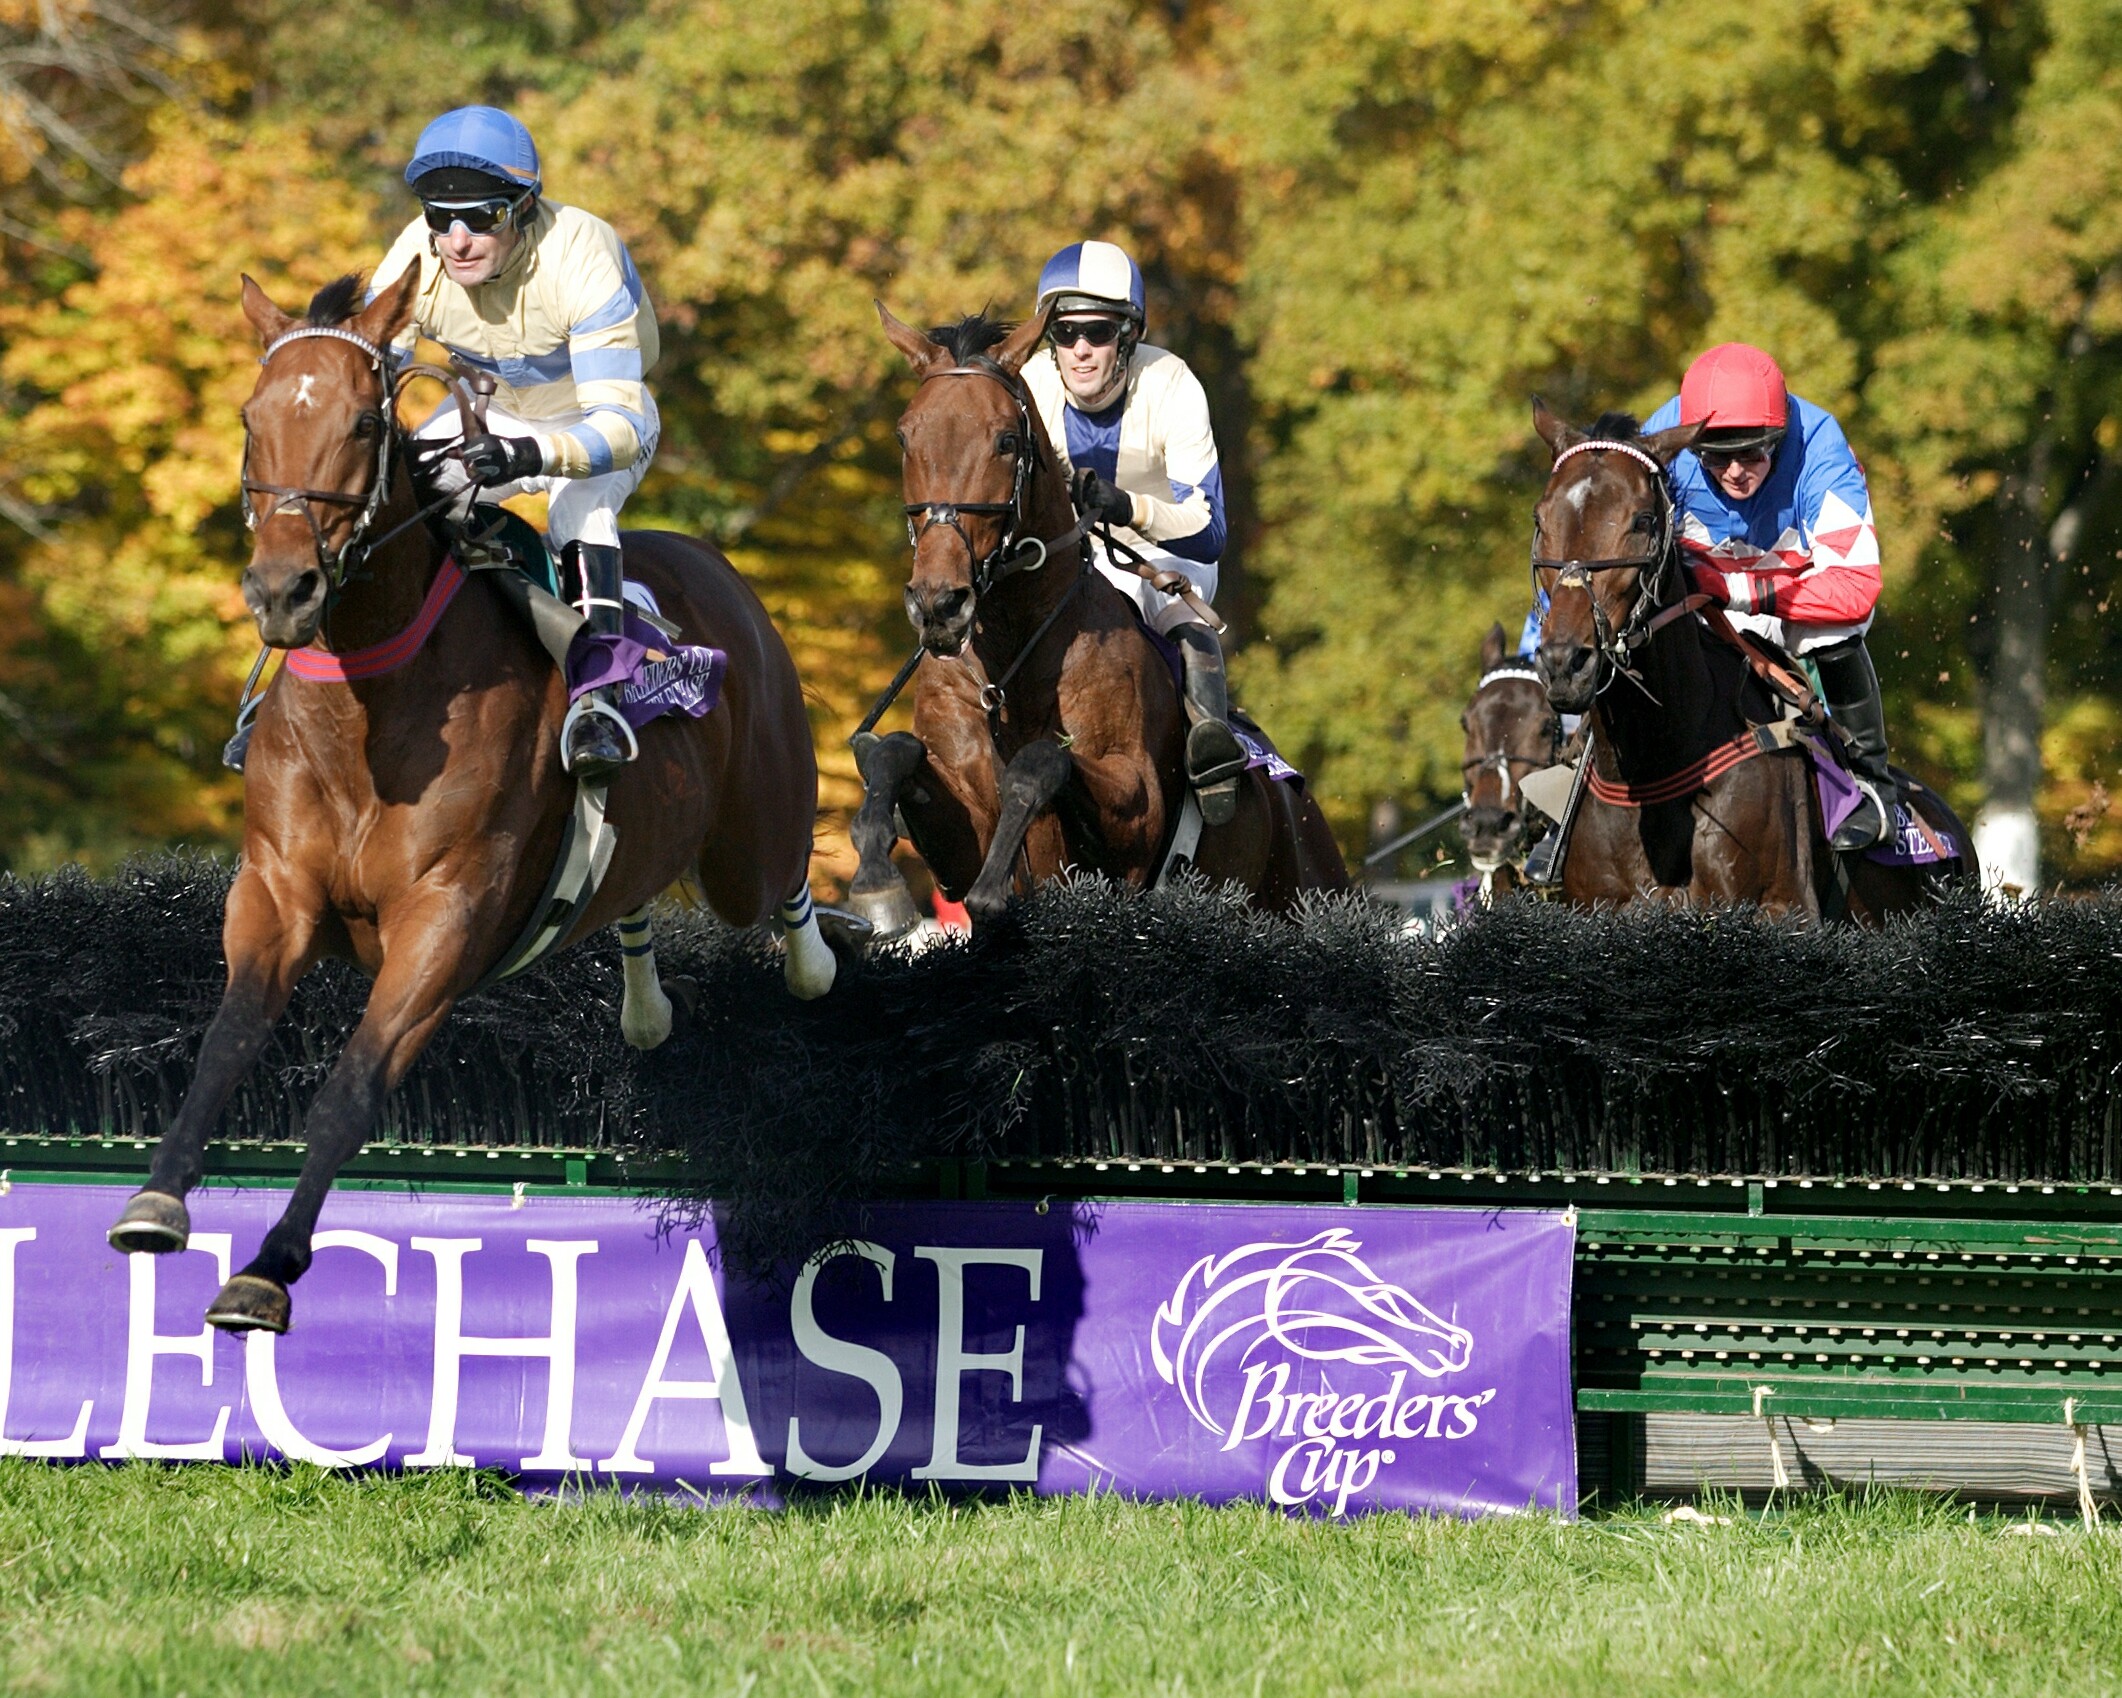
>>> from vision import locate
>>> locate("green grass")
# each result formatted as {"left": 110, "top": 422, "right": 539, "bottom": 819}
{"left": 2, "top": 1463, "right": 2120, "bottom": 1696}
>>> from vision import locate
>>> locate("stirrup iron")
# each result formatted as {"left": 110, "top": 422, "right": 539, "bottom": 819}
{"left": 561, "top": 693, "right": 639, "bottom": 775}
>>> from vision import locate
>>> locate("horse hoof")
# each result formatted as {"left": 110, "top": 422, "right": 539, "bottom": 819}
{"left": 660, "top": 975, "right": 699, "bottom": 1035}
{"left": 844, "top": 882, "right": 919, "bottom": 945}
{"left": 204, "top": 1275, "right": 290, "bottom": 1335}
{"left": 107, "top": 1191, "right": 191, "bottom": 1255}
{"left": 816, "top": 903, "right": 880, "bottom": 952}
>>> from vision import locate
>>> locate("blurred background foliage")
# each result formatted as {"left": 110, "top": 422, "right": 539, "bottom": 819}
{"left": 0, "top": 0, "right": 2117, "bottom": 887}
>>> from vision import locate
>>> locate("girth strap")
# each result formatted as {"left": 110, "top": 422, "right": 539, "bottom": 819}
{"left": 470, "top": 775, "right": 618, "bottom": 993}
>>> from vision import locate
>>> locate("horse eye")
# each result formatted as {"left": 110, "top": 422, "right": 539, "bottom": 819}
{"left": 353, "top": 411, "right": 382, "bottom": 439}
{"left": 895, "top": 429, "right": 908, "bottom": 450}
{"left": 996, "top": 432, "right": 1018, "bottom": 455}
{"left": 1632, "top": 511, "right": 1655, "bottom": 533}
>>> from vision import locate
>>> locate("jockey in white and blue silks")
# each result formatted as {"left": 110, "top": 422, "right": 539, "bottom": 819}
{"left": 366, "top": 105, "right": 660, "bottom": 781}
{"left": 1520, "top": 343, "right": 1896, "bottom": 850}
{"left": 1021, "top": 240, "right": 1247, "bottom": 825}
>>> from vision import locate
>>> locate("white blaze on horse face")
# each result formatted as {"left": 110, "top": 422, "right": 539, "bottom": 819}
{"left": 292, "top": 374, "right": 317, "bottom": 411}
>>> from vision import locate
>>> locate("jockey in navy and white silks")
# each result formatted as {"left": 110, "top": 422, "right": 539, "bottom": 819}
{"left": 367, "top": 105, "right": 659, "bottom": 780}
{"left": 1021, "top": 240, "right": 1247, "bottom": 824}
{"left": 1521, "top": 343, "right": 1896, "bottom": 849}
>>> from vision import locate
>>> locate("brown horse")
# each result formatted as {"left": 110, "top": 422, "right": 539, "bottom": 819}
{"left": 846, "top": 307, "right": 1345, "bottom": 929}
{"left": 104, "top": 271, "right": 837, "bottom": 1333}
{"left": 1458, "top": 621, "right": 1573, "bottom": 900}
{"left": 1529, "top": 402, "right": 1976, "bottom": 919}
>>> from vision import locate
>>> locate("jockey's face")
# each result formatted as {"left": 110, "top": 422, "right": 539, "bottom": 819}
{"left": 1051, "top": 314, "right": 1127, "bottom": 407}
{"left": 430, "top": 217, "right": 520, "bottom": 287}
{"left": 1701, "top": 444, "right": 1774, "bottom": 501}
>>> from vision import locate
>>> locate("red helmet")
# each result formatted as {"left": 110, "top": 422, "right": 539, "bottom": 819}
{"left": 1680, "top": 343, "right": 1788, "bottom": 451}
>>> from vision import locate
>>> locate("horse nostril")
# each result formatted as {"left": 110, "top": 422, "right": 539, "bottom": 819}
{"left": 932, "top": 588, "right": 971, "bottom": 624}
{"left": 289, "top": 569, "right": 325, "bottom": 610}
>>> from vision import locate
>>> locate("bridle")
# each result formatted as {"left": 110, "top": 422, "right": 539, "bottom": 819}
{"left": 901, "top": 357, "right": 1055, "bottom": 597}
{"left": 1528, "top": 438, "right": 1677, "bottom": 690}
{"left": 239, "top": 326, "right": 467, "bottom": 595}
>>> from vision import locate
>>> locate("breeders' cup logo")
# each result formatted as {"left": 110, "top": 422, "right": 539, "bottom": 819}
{"left": 1151, "top": 1230, "right": 1493, "bottom": 1514}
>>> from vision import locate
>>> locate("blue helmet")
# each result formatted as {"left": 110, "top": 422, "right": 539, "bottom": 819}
{"left": 404, "top": 106, "right": 542, "bottom": 197}
{"left": 1036, "top": 241, "right": 1146, "bottom": 326}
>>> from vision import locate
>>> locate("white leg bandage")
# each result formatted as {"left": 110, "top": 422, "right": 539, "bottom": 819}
{"left": 776, "top": 885, "right": 836, "bottom": 1001}
{"left": 616, "top": 907, "right": 673, "bottom": 1050}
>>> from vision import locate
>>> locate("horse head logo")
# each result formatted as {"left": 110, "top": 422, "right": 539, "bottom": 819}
{"left": 1150, "top": 1229, "right": 1474, "bottom": 1436}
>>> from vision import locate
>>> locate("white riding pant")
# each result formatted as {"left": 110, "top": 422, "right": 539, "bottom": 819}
{"left": 1092, "top": 538, "right": 1220, "bottom": 637}
{"left": 414, "top": 393, "right": 661, "bottom": 551}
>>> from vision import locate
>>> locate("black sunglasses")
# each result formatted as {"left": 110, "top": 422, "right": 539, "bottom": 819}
{"left": 1698, "top": 434, "right": 1783, "bottom": 470}
{"left": 1050, "top": 317, "right": 1125, "bottom": 349}
{"left": 422, "top": 194, "right": 527, "bottom": 236}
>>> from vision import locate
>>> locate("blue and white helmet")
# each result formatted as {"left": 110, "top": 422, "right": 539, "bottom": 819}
{"left": 1036, "top": 240, "right": 1146, "bottom": 326}
{"left": 405, "top": 106, "right": 542, "bottom": 198}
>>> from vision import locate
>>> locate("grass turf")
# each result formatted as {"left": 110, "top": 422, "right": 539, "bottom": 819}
{"left": 2, "top": 1462, "right": 2119, "bottom": 1695}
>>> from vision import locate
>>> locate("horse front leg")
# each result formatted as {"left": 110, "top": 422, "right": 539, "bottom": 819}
{"left": 846, "top": 731, "right": 929, "bottom": 942}
{"left": 107, "top": 865, "right": 321, "bottom": 1255}
{"left": 963, "top": 739, "right": 1075, "bottom": 925}
{"left": 205, "top": 891, "right": 475, "bottom": 1334}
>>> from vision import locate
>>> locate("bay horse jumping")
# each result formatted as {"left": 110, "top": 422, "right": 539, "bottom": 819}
{"left": 105, "top": 271, "right": 837, "bottom": 1333}
{"left": 1529, "top": 402, "right": 1977, "bottom": 919}
{"left": 846, "top": 306, "right": 1346, "bottom": 929}
{"left": 1459, "top": 621, "right": 1574, "bottom": 900}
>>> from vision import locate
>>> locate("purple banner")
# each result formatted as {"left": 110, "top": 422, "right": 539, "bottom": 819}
{"left": 0, "top": 1185, "right": 1575, "bottom": 1518}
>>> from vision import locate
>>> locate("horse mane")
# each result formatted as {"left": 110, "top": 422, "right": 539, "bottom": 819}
{"left": 1588, "top": 409, "right": 1642, "bottom": 441}
{"left": 305, "top": 274, "right": 366, "bottom": 328}
{"left": 928, "top": 311, "right": 1013, "bottom": 365}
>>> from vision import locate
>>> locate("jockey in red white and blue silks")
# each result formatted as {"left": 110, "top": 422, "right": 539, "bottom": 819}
{"left": 1519, "top": 343, "right": 1895, "bottom": 849}
{"left": 1022, "top": 239, "right": 1246, "bottom": 825}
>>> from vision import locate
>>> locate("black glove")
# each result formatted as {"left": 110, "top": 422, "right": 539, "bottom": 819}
{"left": 457, "top": 432, "right": 545, "bottom": 488}
{"left": 1072, "top": 467, "right": 1136, "bottom": 530}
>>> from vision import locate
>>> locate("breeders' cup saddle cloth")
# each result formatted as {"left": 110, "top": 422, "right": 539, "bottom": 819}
{"left": 564, "top": 583, "right": 726, "bottom": 731}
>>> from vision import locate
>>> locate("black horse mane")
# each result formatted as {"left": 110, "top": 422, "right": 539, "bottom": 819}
{"left": 1588, "top": 409, "right": 1642, "bottom": 441}
{"left": 928, "top": 311, "right": 1013, "bottom": 364}
{"left": 306, "top": 274, "right": 366, "bottom": 328}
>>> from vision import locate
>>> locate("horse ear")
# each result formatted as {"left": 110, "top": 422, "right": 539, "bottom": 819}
{"left": 991, "top": 301, "right": 1053, "bottom": 376}
{"left": 240, "top": 275, "right": 296, "bottom": 346}
{"left": 1481, "top": 621, "right": 1507, "bottom": 672}
{"left": 877, "top": 300, "right": 948, "bottom": 377}
{"left": 353, "top": 268, "right": 419, "bottom": 349}
{"left": 1640, "top": 419, "right": 1705, "bottom": 467}
{"left": 1531, "top": 396, "right": 1583, "bottom": 458}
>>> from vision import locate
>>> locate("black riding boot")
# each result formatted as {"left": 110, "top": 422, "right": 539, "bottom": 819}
{"left": 1813, "top": 635, "right": 1894, "bottom": 851}
{"left": 561, "top": 542, "right": 637, "bottom": 781}
{"left": 1173, "top": 621, "right": 1247, "bottom": 828}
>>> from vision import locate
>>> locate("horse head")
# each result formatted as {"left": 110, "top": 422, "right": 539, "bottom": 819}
{"left": 1151, "top": 1228, "right": 1473, "bottom": 1437}
{"left": 1528, "top": 400, "right": 1700, "bottom": 713}
{"left": 877, "top": 300, "right": 1055, "bottom": 655}
{"left": 236, "top": 270, "right": 419, "bottom": 648}
{"left": 1459, "top": 621, "right": 1559, "bottom": 876}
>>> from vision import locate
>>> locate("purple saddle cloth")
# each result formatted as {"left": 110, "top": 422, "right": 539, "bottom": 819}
{"left": 1804, "top": 733, "right": 1959, "bottom": 866}
{"left": 1140, "top": 623, "right": 1304, "bottom": 786}
{"left": 565, "top": 610, "right": 727, "bottom": 732}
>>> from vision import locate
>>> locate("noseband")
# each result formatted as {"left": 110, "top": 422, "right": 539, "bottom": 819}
{"left": 902, "top": 358, "right": 1051, "bottom": 596}
{"left": 1529, "top": 438, "right": 1677, "bottom": 689}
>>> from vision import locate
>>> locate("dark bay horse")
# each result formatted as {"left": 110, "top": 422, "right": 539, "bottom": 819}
{"left": 847, "top": 306, "right": 1345, "bottom": 929}
{"left": 1459, "top": 621, "right": 1573, "bottom": 900}
{"left": 1529, "top": 402, "right": 1976, "bottom": 920}
{"left": 105, "top": 271, "right": 836, "bottom": 1333}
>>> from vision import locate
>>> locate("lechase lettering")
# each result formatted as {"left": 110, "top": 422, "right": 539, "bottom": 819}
{"left": 0, "top": 1190, "right": 1575, "bottom": 1517}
